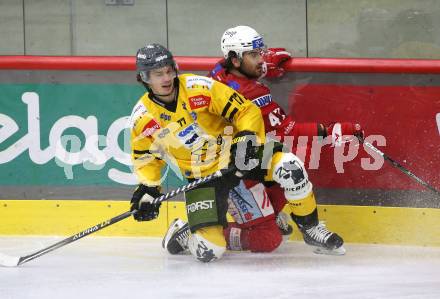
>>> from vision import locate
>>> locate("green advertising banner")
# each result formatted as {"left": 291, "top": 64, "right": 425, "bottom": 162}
{"left": 0, "top": 83, "right": 184, "bottom": 190}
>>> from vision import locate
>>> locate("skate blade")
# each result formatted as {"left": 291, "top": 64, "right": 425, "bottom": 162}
{"left": 162, "top": 219, "right": 183, "bottom": 249}
{"left": 313, "top": 245, "right": 346, "bottom": 256}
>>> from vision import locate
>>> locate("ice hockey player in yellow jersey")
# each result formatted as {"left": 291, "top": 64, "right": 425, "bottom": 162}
{"left": 130, "top": 43, "right": 266, "bottom": 262}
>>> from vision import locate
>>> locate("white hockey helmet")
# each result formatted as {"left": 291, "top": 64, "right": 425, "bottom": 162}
{"left": 221, "top": 25, "right": 266, "bottom": 59}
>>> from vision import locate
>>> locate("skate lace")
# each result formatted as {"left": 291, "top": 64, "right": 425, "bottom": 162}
{"left": 175, "top": 225, "right": 190, "bottom": 248}
{"left": 305, "top": 222, "right": 332, "bottom": 243}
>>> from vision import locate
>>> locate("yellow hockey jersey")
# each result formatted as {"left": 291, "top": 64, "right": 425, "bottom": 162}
{"left": 130, "top": 73, "right": 265, "bottom": 186}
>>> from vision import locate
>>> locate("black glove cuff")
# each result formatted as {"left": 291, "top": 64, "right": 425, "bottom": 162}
{"left": 131, "top": 184, "right": 161, "bottom": 205}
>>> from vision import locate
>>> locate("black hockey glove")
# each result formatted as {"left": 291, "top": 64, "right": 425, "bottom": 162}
{"left": 130, "top": 184, "right": 163, "bottom": 222}
{"left": 230, "top": 130, "right": 260, "bottom": 178}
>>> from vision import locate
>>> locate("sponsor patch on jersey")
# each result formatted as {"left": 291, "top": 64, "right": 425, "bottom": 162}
{"left": 177, "top": 123, "right": 203, "bottom": 148}
{"left": 210, "top": 63, "right": 223, "bottom": 77}
{"left": 190, "top": 111, "right": 197, "bottom": 121}
{"left": 130, "top": 102, "right": 148, "bottom": 128}
{"left": 160, "top": 113, "right": 171, "bottom": 121}
{"left": 228, "top": 181, "right": 274, "bottom": 224}
{"left": 189, "top": 95, "right": 211, "bottom": 109}
{"left": 142, "top": 119, "right": 160, "bottom": 136}
{"left": 252, "top": 94, "right": 272, "bottom": 108}
{"left": 186, "top": 76, "right": 214, "bottom": 90}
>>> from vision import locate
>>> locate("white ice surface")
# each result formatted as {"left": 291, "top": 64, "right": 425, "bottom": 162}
{"left": 1, "top": 236, "right": 440, "bottom": 299}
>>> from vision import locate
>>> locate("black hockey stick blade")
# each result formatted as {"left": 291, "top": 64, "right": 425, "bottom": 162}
{"left": 360, "top": 137, "right": 440, "bottom": 197}
{"left": 0, "top": 168, "right": 232, "bottom": 267}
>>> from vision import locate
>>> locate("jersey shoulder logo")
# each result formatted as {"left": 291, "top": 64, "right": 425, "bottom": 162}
{"left": 130, "top": 101, "right": 148, "bottom": 129}
{"left": 186, "top": 75, "right": 214, "bottom": 90}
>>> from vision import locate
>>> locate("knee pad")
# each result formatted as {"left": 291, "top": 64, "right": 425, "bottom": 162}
{"left": 246, "top": 222, "right": 282, "bottom": 253}
{"left": 268, "top": 152, "right": 313, "bottom": 200}
{"left": 224, "top": 223, "right": 282, "bottom": 253}
{"left": 188, "top": 225, "right": 226, "bottom": 262}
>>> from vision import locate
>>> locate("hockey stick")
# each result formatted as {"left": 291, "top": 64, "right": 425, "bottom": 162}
{"left": 0, "top": 168, "right": 233, "bottom": 267}
{"left": 360, "top": 137, "right": 440, "bottom": 197}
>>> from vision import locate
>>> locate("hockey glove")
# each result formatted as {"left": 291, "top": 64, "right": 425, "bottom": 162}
{"left": 130, "top": 184, "right": 163, "bottom": 221}
{"left": 230, "top": 131, "right": 260, "bottom": 178}
{"left": 325, "top": 122, "right": 364, "bottom": 146}
{"left": 262, "top": 48, "right": 292, "bottom": 79}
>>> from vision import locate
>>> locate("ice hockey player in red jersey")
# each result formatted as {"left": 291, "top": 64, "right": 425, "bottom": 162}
{"left": 209, "top": 25, "right": 363, "bottom": 255}
{"left": 162, "top": 26, "right": 362, "bottom": 256}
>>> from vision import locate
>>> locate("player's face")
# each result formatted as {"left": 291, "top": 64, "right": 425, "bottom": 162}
{"left": 148, "top": 65, "right": 176, "bottom": 98}
{"left": 241, "top": 49, "right": 265, "bottom": 78}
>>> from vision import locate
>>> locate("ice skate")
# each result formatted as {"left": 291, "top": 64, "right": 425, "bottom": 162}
{"left": 162, "top": 218, "right": 190, "bottom": 255}
{"left": 298, "top": 221, "right": 346, "bottom": 255}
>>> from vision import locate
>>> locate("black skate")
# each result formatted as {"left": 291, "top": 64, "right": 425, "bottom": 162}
{"left": 162, "top": 218, "right": 190, "bottom": 255}
{"left": 298, "top": 221, "right": 346, "bottom": 255}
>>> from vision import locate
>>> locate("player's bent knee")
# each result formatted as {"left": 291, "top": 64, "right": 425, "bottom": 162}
{"left": 188, "top": 225, "right": 226, "bottom": 263}
{"left": 269, "top": 152, "right": 313, "bottom": 200}
{"left": 250, "top": 232, "right": 282, "bottom": 253}
{"left": 247, "top": 223, "right": 283, "bottom": 253}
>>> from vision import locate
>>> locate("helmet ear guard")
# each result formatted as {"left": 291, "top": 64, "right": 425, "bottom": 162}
{"left": 139, "top": 71, "right": 149, "bottom": 83}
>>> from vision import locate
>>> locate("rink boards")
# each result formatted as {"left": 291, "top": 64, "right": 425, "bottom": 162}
{"left": 1, "top": 199, "right": 439, "bottom": 247}
{"left": 1, "top": 57, "right": 439, "bottom": 249}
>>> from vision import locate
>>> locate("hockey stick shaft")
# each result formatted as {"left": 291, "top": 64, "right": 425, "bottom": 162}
{"left": 361, "top": 138, "right": 440, "bottom": 197}
{"left": 1, "top": 168, "right": 231, "bottom": 267}
{"left": 14, "top": 210, "right": 134, "bottom": 266}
